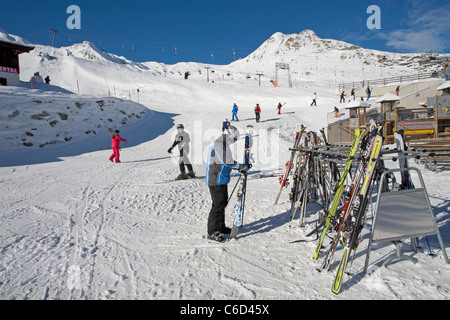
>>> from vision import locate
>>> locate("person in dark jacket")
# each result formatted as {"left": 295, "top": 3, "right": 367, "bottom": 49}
{"left": 168, "top": 124, "right": 195, "bottom": 180}
{"left": 205, "top": 126, "right": 249, "bottom": 242}
{"left": 254, "top": 104, "right": 261, "bottom": 122}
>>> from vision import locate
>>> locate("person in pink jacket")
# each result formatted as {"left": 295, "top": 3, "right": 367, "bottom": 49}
{"left": 109, "top": 130, "right": 127, "bottom": 163}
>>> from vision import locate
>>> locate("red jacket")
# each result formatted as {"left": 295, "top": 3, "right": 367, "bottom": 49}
{"left": 112, "top": 135, "right": 127, "bottom": 149}
{"left": 255, "top": 105, "right": 261, "bottom": 113}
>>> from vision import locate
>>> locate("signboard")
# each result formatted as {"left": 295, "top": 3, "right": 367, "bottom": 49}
{"left": 350, "top": 118, "right": 358, "bottom": 127}
{"left": 438, "top": 106, "right": 450, "bottom": 118}
{"left": 396, "top": 121, "right": 436, "bottom": 131}
{"left": 0, "top": 66, "right": 19, "bottom": 74}
{"left": 386, "top": 112, "right": 395, "bottom": 121}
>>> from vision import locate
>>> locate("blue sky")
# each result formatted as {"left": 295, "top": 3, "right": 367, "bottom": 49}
{"left": 1, "top": 0, "right": 449, "bottom": 65}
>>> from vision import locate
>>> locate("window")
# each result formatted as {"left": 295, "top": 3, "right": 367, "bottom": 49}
{"left": 0, "top": 46, "right": 19, "bottom": 68}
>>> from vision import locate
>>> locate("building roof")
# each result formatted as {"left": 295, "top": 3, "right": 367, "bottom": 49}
{"left": 376, "top": 93, "right": 400, "bottom": 103}
{"left": 437, "top": 81, "right": 450, "bottom": 91}
{"left": 0, "top": 28, "right": 34, "bottom": 51}
{"left": 345, "top": 100, "right": 370, "bottom": 109}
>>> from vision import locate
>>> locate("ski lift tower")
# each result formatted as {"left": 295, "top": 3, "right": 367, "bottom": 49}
{"left": 274, "top": 62, "right": 292, "bottom": 88}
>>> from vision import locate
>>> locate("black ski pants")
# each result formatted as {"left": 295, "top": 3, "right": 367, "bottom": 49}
{"left": 208, "top": 185, "right": 228, "bottom": 234}
{"left": 179, "top": 148, "right": 193, "bottom": 173}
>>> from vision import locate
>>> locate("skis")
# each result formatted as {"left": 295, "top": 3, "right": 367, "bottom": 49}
{"left": 312, "top": 128, "right": 365, "bottom": 260}
{"left": 318, "top": 125, "right": 379, "bottom": 272}
{"left": 274, "top": 126, "right": 306, "bottom": 205}
{"left": 155, "top": 176, "right": 204, "bottom": 184}
{"left": 331, "top": 134, "right": 382, "bottom": 294}
{"left": 230, "top": 125, "right": 253, "bottom": 239}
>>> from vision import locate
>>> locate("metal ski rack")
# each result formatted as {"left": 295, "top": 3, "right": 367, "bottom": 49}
{"left": 364, "top": 167, "right": 449, "bottom": 273}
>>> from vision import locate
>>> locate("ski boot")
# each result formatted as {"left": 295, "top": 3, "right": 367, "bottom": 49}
{"left": 187, "top": 171, "right": 196, "bottom": 178}
{"left": 175, "top": 173, "right": 188, "bottom": 180}
{"left": 207, "top": 231, "right": 226, "bottom": 243}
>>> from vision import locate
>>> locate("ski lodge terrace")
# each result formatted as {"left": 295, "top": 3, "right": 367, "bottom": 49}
{"left": 326, "top": 75, "right": 450, "bottom": 172}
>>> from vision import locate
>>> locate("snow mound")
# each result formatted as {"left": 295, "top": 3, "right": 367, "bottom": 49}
{"left": 0, "top": 86, "right": 148, "bottom": 153}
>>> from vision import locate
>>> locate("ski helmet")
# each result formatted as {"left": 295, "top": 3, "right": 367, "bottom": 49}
{"left": 226, "top": 126, "right": 240, "bottom": 143}
{"left": 176, "top": 124, "right": 184, "bottom": 129}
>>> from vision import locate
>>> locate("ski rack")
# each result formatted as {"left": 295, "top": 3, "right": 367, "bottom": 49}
{"left": 364, "top": 167, "right": 449, "bottom": 273}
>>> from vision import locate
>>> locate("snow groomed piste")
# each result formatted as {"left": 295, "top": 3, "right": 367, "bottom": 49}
{"left": 271, "top": 122, "right": 449, "bottom": 294}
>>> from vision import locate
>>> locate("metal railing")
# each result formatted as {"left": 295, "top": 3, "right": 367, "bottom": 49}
{"left": 339, "top": 72, "right": 441, "bottom": 92}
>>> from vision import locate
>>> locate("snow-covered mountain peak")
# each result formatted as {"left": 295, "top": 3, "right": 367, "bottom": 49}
{"left": 63, "top": 41, "right": 124, "bottom": 64}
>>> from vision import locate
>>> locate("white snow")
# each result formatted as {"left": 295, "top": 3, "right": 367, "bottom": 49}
{"left": 0, "top": 29, "right": 449, "bottom": 301}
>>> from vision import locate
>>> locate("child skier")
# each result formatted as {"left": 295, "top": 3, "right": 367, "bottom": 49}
{"left": 254, "top": 103, "right": 261, "bottom": 122}
{"left": 205, "top": 126, "right": 249, "bottom": 242}
{"left": 232, "top": 103, "right": 239, "bottom": 121}
{"left": 168, "top": 124, "right": 195, "bottom": 180}
{"left": 109, "top": 130, "right": 127, "bottom": 163}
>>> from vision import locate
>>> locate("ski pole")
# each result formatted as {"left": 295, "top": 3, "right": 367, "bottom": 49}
{"left": 226, "top": 175, "right": 242, "bottom": 206}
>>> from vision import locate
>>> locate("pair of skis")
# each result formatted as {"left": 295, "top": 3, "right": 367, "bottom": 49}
{"left": 230, "top": 125, "right": 253, "bottom": 239}
{"left": 274, "top": 126, "right": 306, "bottom": 205}
{"left": 290, "top": 132, "right": 317, "bottom": 226}
{"left": 331, "top": 133, "right": 382, "bottom": 294}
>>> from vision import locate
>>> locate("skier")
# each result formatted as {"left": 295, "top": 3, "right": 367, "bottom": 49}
{"left": 205, "top": 126, "right": 249, "bottom": 242}
{"left": 277, "top": 102, "right": 283, "bottom": 115}
{"left": 311, "top": 93, "right": 317, "bottom": 106}
{"left": 168, "top": 124, "right": 195, "bottom": 180}
{"left": 254, "top": 103, "right": 262, "bottom": 122}
{"left": 350, "top": 88, "right": 355, "bottom": 100}
{"left": 45, "top": 76, "right": 51, "bottom": 84}
{"left": 340, "top": 91, "right": 345, "bottom": 103}
{"left": 232, "top": 103, "right": 239, "bottom": 121}
{"left": 396, "top": 86, "right": 400, "bottom": 96}
{"left": 109, "top": 130, "right": 127, "bottom": 163}
{"left": 366, "top": 86, "right": 371, "bottom": 100}
{"left": 222, "top": 118, "right": 230, "bottom": 132}
{"left": 334, "top": 106, "right": 339, "bottom": 117}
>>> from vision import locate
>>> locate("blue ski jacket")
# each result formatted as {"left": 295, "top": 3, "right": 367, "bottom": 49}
{"left": 206, "top": 136, "right": 241, "bottom": 187}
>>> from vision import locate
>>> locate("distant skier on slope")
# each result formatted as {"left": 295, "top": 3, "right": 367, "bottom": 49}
{"left": 340, "top": 91, "right": 345, "bottom": 103}
{"left": 205, "top": 126, "right": 250, "bottom": 242}
{"left": 168, "top": 124, "right": 195, "bottom": 180}
{"left": 254, "top": 103, "right": 262, "bottom": 122}
{"left": 222, "top": 118, "right": 230, "bottom": 132}
{"left": 277, "top": 102, "right": 285, "bottom": 114}
{"left": 311, "top": 93, "right": 317, "bottom": 106}
{"left": 109, "top": 130, "right": 127, "bottom": 163}
{"left": 366, "top": 86, "right": 371, "bottom": 100}
{"left": 232, "top": 103, "right": 239, "bottom": 121}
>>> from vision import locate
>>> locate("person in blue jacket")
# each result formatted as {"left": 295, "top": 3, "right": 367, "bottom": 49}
{"left": 231, "top": 103, "right": 239, "bottom": 121}
{"left": 205, "top": 126, "right": 249, "bottom": 242}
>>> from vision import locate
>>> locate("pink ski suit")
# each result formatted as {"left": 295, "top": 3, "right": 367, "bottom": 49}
{"left": 109, "top": 134, "right": 127, "bottom": 163}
